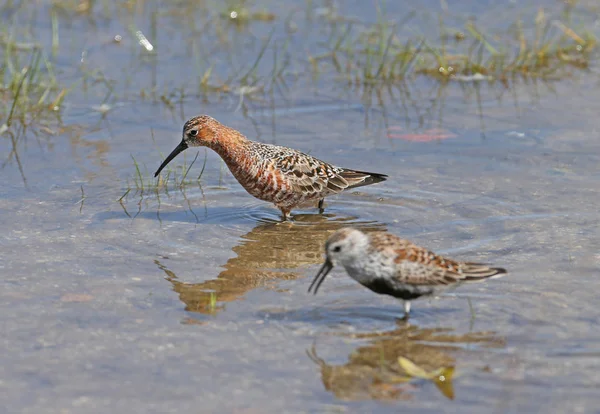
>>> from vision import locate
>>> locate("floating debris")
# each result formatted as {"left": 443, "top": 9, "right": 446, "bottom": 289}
{"left": 451, "top": 73, "right": 494, "bottom": 82}
{"left": 135, "top": 30, "right": 154, "bottom": 52}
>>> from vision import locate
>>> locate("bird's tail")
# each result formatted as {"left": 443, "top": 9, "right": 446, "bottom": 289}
{"left": 341, "top": 169, "right": 388, "bottom": 189}
{"left": 461, "top": 263, "right": 507, "bottom": 281}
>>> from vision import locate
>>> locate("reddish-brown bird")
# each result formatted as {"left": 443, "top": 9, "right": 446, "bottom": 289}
{"left": 154, "top": 115, "right": 387, "bottom": 219}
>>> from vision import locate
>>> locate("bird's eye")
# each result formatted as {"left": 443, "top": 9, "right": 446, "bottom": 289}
{"left": 189, "top": 129, "right": 198, "bottom": 137}
{"left": 332, "top": 246, "right": 342, "bottom": 253}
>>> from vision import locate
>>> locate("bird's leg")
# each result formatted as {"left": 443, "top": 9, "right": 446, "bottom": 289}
{"left": 402, "top": 301, "right": 411, "bottom": 319}
{"left": 279, "top": 207, "right": 291, "bottom": 221}
{"left": 318, "top": 198, "right": 325, "bottom": 213}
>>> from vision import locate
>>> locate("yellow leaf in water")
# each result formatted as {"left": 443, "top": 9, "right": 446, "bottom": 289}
{"left": 398, "top": 357, "right": 456, "bottom": 400}
{"left": 433, "top": 366, "right": 455, "bottom": 400}
{"left": 397, "top": 356, "right": 431, "bottom": 379}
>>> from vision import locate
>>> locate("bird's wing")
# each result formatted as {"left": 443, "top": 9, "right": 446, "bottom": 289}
{"left": 270, "top": 148, "right": 386, "bottom": 196}
{"left": 267, "top": 146, "right": 350, "bottom": 194}
{"left": 369, "top": 232, "right": 505, "bottom": 286}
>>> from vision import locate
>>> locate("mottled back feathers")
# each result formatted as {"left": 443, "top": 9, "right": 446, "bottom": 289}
{"left": 366, "top": 231, "right": 506, "bottom": 286}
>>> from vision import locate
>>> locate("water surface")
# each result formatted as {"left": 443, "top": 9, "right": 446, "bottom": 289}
{"left": 1, "top": 0, "right": 600, "bottom": 412}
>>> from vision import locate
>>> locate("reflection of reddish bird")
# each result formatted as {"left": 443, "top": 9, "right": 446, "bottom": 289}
{"left": 155, "top": 115, "right": 387, "bottom": 219}
{"left": 310, "top": 228, "right": 507, "bottom": 318}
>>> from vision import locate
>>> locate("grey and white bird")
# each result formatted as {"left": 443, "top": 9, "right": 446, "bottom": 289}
{"left": 308, "top": 228, "right": 507, "bottom": 317}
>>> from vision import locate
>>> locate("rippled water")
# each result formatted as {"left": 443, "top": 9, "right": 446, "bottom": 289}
{"left": 2, "top": 0, "right": 600, "bottom": 412}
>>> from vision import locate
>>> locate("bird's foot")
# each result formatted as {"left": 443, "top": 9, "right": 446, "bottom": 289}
{"left": 279, "top": 207, "right": 291, "bottom": 221}
{"left": 317, "top": 199, "right": 325, "bottom": 214}
{"left": 397, "top": 313, "right": 410, "bottom": 322}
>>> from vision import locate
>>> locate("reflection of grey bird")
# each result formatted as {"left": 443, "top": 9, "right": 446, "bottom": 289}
{"left": 309, "top": 228, "right": 507, "bottom": 317}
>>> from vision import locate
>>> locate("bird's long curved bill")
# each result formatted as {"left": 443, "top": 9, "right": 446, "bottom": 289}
{"left": 308, "top": 259, "right": 333, "bottom": 295}
{"left": 154, "top": 140, "right": 188, "bottom": 177}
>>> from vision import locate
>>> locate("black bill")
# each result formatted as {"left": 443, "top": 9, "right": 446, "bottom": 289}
{"left": 308, "top": 259, "right": 334, "bottom": 295}
{"left": 154, "top": 140, "right": 188, "bottom": 177}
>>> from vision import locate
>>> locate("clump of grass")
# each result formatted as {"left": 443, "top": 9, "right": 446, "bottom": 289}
{"left": 220, "top": 0, "right": 276, "bottom": 26}
{"left": 417, "top": 10, "right": 596, "bottom": 83}
{"left": 311, "top": 8, "right": 597, "bottom": 87}
{"left": 119, "top": 149, "right": 208, "bottom": 219}
{"left": 0, "top": 45, "right": 71, "bottom": 130}
{"left": 0, "top": 35, "right": 76, "bottom": 185}
{"left": 124, "top": 149, "right": 207, "bottom": 195}
{"left": 140, "top": 27, "right": 289, "bottom": 114}
{"left": 149, "top": 0, "right": 287, "bottom": 111}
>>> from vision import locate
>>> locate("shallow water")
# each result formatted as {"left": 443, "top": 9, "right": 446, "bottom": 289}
{"left": 2, "top": 1, "right": 600, "bottom": 412}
